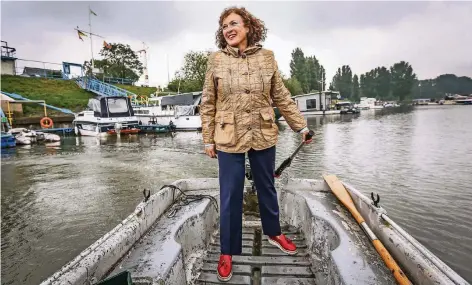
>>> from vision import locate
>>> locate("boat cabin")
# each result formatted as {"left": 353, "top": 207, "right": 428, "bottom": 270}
{"left": 291, "top": 91, "right": 339, "bottom": 111}
{"left": 84, "top": 96, "right": 135, "bottom": 118}
{"left": 134, "top": 92, "right": 202, "bottom": 116}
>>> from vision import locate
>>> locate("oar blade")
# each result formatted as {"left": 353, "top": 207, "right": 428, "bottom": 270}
{"left": 323, "top": 174, "right": 364, "bottom": 224}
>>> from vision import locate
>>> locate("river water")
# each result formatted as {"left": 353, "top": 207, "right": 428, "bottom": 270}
{"left": 1, "top": 105, "right": 471, "bottom": 284}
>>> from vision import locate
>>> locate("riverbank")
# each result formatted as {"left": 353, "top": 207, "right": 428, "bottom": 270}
{"left": 0, "top": 75, "right": 163, "bottom": 118}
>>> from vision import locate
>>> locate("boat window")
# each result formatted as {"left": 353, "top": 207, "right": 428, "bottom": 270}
{"left": 306, "top": 99, "right": 316, "bottom": 109}
{"left": 107, "top": 98, "right": 129, "bottom": 113}
{"left": 78, "top": 113, "right": 84, "bottom": 117}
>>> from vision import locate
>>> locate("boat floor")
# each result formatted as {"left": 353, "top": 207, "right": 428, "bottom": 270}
{"left": 104, "top": 180, "right": 397, "bottom": 285}
{"left": 197, "top": 225, "right": 315, "bottom": 285}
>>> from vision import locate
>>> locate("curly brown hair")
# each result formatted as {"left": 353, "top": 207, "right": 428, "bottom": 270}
{"left": 215, "top": 6, "right": 268, "bottom": 50}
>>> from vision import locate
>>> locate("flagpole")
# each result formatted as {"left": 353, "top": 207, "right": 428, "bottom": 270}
{"left": 167, "top": 54, "right": 170, "bottom": 85}
{"left": 89, "top": 5, "right": 94, "bottom": 70}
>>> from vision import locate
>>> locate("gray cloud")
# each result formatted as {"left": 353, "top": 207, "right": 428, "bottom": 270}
{"left": 1, "top": 1, "right": 471, "bottom": 86}
{"left": 0, "top": 1, "right": 440, "bottom": 43}
{"left": 1, "top": 1, "right": 187, "bottom": 43}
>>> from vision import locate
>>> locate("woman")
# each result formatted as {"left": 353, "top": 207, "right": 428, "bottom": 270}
{"left": 200, "top": 6, "right": 312, "bottom": 282}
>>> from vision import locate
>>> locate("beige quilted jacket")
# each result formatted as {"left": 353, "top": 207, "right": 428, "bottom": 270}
{"left": 200, "top": 44, "right": 307, "bottom": 153}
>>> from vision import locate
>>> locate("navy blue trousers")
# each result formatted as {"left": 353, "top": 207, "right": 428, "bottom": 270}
{"left": 218, "top": 146, "right": 282, "bottom": 255}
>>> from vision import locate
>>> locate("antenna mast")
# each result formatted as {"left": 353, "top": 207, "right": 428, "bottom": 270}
{"left": 137, "top": 42, "right": 149, "bottom": 87}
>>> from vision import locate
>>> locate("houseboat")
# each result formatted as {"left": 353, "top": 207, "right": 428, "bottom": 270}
{"left": 278, "top": 91, "right": 341, "bottom": 121}
{"left": 133, "top": 92, "right": 202, "bottom": 131}
{"left": 73, "top": 96, "right": 139, "bottom": 137}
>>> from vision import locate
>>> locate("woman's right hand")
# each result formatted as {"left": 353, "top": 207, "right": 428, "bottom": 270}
{"left": 204, "top": 144, "right": 217, "bottom": 158}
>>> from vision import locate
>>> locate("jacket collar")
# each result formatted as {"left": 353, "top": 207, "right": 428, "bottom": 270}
{"left": 222, "top": 43, "right": 262, "bottom": 58}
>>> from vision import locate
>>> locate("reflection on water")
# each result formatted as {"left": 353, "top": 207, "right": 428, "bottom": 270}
{"left": 1, "top": 105, "right": 471, "bottom": 284}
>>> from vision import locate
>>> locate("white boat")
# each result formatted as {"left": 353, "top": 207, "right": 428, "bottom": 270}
{"left": 38, "top": 175, "right": 470, "bottom": 285}
{"left": 73, "top": 96, "right": 140, "bottom": 137}
{"left": 8, "top": 128, "right": 61, "bottom": 144}
{"left": 358, "top": 97, "right": 387, "bottom": 109}
{"left": 133, "top": 92, "right": 202, "bottom": 131}
{"left": 358, "top": 97, "right": 374, "bottom": 109}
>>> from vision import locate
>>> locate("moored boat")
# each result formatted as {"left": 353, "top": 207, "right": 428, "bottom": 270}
{"left": 137, "top": 123, "right": 176, "bottom": 134}
{"left": 39, "top": 176, "right": 470, "bottom": 285}
{"left": 106, "top": 127, "right": 140, "bottom": 135}
{"left": 133, "top": 92, "right": 202, "bottom": 131}
{"left": 1, "top": 132, "right": 16, "bottom": 148}
{"left": 73, "top": 96, "right": 139, "bottom": 137}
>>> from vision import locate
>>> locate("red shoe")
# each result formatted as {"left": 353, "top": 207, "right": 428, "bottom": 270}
{"left": 217, "top": 254, "right": 233, "bottom": 282}
{"left": 268, "top": 234, "right": 298, "bottom": 255}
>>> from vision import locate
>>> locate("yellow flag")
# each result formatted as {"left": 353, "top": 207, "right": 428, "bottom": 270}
{"left": 77, "top": 30, "right": 87, "bottom": 41}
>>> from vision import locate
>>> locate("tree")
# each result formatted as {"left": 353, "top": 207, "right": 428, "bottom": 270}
{"left": 167, "top": 71, "right": 202, "bottom": 93}
{"left": 331, "top": 68, "right": 341, "bottom": 92}
{"left": 305, "top": 56, "right": 323, "bottom": 92}
{"left": 411, "top": 74, "right": 472, "bottom": 99}
{"left": 360, "top": 71, "right": 376, "bottom": 98}
{"left": 331, "top": 65, "right": 353, "bottom": 98}
{"left": 290, "top": 48, "right": 309, "bottom": 93}
{"left": 328, "top": 82, "right": 334, "bottom": 91}
{"left": 289, "top": 48, "right": 326, "bottom": 93}
{"left": 374, "top": 67, "right": 391, "bottom": 99}
{"left": 167, "top": 50, "right": 211, "bottom": 93}
{"left": 390, "top": 61, "right": 416, "bottom": 102}
{"left": 283, "top": 77, "right": 304, "bottom": 96}
{"left": 88, "top": 43, "right": 144, "bottom": 83}
{"left": 359, "top": 67, "right": 391, "bottom": 100}
{"left": 352, "top": 74, "right": 360, "bottom": 101}
{"left": 181, "top": 51, "right": 211, "bottom": 88}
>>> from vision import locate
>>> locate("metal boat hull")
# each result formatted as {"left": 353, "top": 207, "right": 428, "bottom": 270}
{"left": 39, "top": 178, "right": 470, "bottom": 285}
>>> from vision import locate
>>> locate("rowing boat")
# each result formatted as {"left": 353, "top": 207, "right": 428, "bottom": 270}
{"left": 39, "top": 176, "right": 470, "bottom": 285}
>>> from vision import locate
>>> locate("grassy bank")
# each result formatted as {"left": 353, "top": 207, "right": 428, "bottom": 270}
{"left": 1, "top": 75, "right": 94, "bottom": 116}
{"left": 113, "top": 84, "right": 178, "bottom": 97}
{"left": 0, "top": 75, "right": 180, "bottom": 117}
{"left": 113, "top": 84, "right": 157, "bottom": 97}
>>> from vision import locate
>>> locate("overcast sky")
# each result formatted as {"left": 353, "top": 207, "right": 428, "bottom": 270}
{"left": 2, "top": 1, "right": 471, "bottom": 87}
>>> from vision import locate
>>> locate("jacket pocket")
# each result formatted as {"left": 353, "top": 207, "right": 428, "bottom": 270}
{"left": 259, "top": 107, "right": 278, "bottom": 142}
{"left": 214, "top": 111, "right": 236, "bottom": 146}
{"left": 216, "top": 70, "right": 232, "bottom": 99}
{"left": 259, "top": 70, "right": 274, "bottom": 94}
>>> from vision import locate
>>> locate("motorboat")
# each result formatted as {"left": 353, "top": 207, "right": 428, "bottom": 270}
{"left": 73, "top": 96, "right": 139, "bottom": 137}
{"left": 133, "top": 92, "right": 202, "bottom": 131}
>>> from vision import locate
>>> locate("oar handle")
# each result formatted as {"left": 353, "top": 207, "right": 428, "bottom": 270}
{"left": 304, "top": 130, "right": 314, "bottom": 142}
{"left": 372, "top": 240, "right": 412, "bottom": 285}
{"left": 274, "top": 157, "right": 291, "bottom": 178}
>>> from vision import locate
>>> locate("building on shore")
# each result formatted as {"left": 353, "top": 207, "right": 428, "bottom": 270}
{"left": 1, "top": 41, "right": 17, "bottom": 75}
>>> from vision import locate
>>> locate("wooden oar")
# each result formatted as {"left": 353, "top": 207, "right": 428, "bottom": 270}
{"left": 323, "top": 174, "right": 412, "bottom": 285}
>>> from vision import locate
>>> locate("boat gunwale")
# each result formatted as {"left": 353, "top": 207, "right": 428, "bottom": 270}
{"left": 38, "top": 178, "right": 219, "bottom": 285}
{"left": 342, "top": 180, "right": 471, "bottom": 285}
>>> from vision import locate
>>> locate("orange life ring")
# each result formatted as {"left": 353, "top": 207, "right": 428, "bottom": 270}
{"left": 40, "top": 117, "right": 53, "bottom": 128}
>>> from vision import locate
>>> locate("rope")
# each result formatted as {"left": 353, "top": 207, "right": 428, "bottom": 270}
{"left": 161, "top": 185, "right": 219, "bottom": 218}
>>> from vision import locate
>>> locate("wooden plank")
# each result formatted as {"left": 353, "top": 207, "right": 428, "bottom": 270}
{"left": 204, "top": 254, "right": 311, "bottom": 266}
